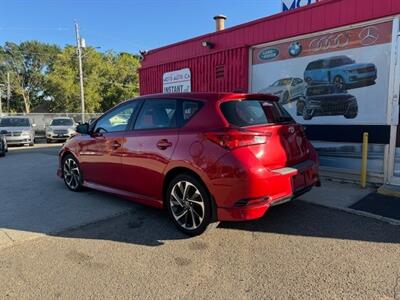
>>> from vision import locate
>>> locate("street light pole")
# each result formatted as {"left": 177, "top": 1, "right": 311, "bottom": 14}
{"left": 75, "top": 22, "right": 86, "bottom": 123}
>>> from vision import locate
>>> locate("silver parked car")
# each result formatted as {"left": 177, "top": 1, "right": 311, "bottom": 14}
{"left": 0, "top": 132, "right": 7, "bottom": 156}
{"left": 259, "top": 77, "right": 307, "bottom": 105}
{"left": 0, "top": 117, "right": 35, "bottom": 146}
{"left": 46, "top": 117, "right": 77, "bottom": 143}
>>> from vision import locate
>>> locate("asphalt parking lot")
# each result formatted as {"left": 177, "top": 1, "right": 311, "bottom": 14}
{"left": 1, "top": 145, "right": 400, "bottom": 299}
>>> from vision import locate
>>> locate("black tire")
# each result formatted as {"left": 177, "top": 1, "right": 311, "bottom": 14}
{"left": 62, "top": 154, "right": 84, "bottom": 192}
{"left": 297, "top": 101, "right": 305, "bottom": 116}
{"left": 47, "top": 139, "right": 52, "bottom": 144}
{"left": 303, "top": 105, "right": 312, "bottom": 120}
{"left": 333, "top": 76, "right": 346, "bottom": 90}
{"left": 281, "top": 91, "right": 289, "bottom": 104}
{"left": 344, "top": 108, "right": 358, "bottom": 119}
{"left": 166, "top": 174, "right": 216, "bottom": 236}
{"left": 29, "top": 142, "right": 34, "bottom": 147}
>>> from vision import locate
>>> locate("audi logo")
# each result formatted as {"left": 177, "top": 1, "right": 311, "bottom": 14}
{"left": 309, "top": 33, "right": 350, "bottom": 52}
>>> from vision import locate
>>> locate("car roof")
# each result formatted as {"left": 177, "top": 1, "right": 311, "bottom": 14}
{"left": 52, "top": 117, "right": 73, "bottom": 120}
{"left": 135, "top": 92, "right": 279, "bottom": 103}
{"left": 307, "top": 84, "right": 335, "bottom": 88}
{"left": 0, "top": 116, "right": 30, "bottom": 119}
{"left": 324, "top": 55, "right": 350, "bottom": 61}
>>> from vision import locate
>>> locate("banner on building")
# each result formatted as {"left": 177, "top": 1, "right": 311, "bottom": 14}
{"left": 163, "top": 68, "right": 191, "bottom": 93}
{"left": 250, "top": 21, "right": 393, "bottom": 125}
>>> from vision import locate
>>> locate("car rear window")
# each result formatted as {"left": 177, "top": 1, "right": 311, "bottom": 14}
{"left": 51, "top": 119, "right": 74, "bottom": 126}
{"left": 0, "top": 118, "right": 30, "bottom": 127}
{"left": 220, "top": 100, "right": 294, "bottom": 127}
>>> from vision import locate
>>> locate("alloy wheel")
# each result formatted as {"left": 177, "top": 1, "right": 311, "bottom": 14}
{"left": 334, "top": 76, "right": 345, "bottom": 90}
{"left": 63, "top": 158, "right": 81, "bottom": 190}
{"left": 169, "top": 181, "right": 205, "bottom": 230}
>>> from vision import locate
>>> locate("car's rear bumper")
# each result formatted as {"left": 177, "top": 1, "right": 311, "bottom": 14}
{"left": 215, "top": 160, "right": 320, "bottom": 221}
{"left": 47, "top": 133, "right": 73, "bottom": 140}
{"left": 6, "top": 137, "right": 33, "bottom": 145}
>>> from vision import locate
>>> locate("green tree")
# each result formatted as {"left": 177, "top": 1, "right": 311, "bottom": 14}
{"left": 98, "top": 52, "right": 140, "bottom": 112}
{"left": 0, "top": 41, "right": 60, "bottom": 113}
{"left": 47, "top": 47, "right": 140, "bottom": 113}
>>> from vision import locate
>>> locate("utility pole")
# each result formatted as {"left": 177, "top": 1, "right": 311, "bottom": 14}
{"left": 0, "top": 87, "right": 2, "bottom": 116}
{"left": 7, "top": 72, "right": 10, "bottom": 113}
{"left": 75, "top": 22, "right": 86, "bottom": 123}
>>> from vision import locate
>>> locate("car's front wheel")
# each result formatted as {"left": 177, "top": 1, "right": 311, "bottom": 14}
{"left": 166, "top": 174, "right": 215, "bottom": 236}
{"left": 303, "top": 106, "right": 313, "bottom": 120}
{"left": 333, "top": 76, "right": 346, "bottom": 90}
{"left": 62, "top": 154, "right": 83, "bottom": 192}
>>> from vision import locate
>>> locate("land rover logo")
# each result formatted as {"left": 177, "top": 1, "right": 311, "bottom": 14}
{"left": 258, "top": 48, "right": 279, "bottom": 61}
{"left": 288, "top": 41, "right": 302, "bottom": 57}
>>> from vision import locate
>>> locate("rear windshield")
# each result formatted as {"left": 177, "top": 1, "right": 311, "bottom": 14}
{"left": 0, "top": 118, "right": 30, "bottom": 127}
{"left": 220, "top": 100, "right": 294, "bottom": 127}
{"left": 51, "top": 119, "right": 74, "bottom": 126}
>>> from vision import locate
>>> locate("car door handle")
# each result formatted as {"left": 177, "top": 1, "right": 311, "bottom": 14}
{"left": 156, "top": 139, "right": 172, "bottom": 150}
{"left": 111, "top": 141, "right": 121, "bottom": 149}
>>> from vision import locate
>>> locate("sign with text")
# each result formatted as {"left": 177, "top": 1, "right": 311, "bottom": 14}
{"left": 282, "top": 0, "right": 317, "bottom": 11}
{"left": 163, "top": 68, "right": 191, "bottom": 93}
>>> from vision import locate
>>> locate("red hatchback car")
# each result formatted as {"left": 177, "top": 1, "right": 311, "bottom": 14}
{"left": 58, "top": 93, "right": 320, "bottom": 235}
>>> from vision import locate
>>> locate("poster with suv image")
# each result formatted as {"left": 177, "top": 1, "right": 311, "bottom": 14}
{"left": 251, "top": 20, "right": 393, "bottom": 125}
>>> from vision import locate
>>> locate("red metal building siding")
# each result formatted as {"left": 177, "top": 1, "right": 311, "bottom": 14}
{"left": 139, "top": 47, "right": 249, "bottom": 95}
{"left": 139, "top": 0, "right": 400, "bottom": 95}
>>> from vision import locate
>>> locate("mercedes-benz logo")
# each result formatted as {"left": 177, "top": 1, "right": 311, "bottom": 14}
{"left": 359, "top": 26, "right": 379, "bottom": 46}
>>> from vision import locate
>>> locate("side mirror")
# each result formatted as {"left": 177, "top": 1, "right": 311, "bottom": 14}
{"left": 76, "top": 123, "right": 89, "bottom": 135}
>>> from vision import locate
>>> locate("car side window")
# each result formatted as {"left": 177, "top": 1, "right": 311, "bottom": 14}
{"left": 294, "top": 78, "right": 302, "bottom": 85}
{"left": 134, "top": 99, "right": 177, "bottom": 130}
{"left": 182, "top": 101, "right": 202, "bottom": 122}
{"left": 94, "top": 101, "right": 139, "bottom": 133}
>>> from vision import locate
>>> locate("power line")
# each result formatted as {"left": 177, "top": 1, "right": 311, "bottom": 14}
{"left": 0, "top": 27, "right": 70, "bottom": 31}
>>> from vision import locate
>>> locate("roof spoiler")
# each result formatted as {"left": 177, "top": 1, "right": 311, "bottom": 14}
{"left": 243, "top": 93, "right": 280, "bottom": 102}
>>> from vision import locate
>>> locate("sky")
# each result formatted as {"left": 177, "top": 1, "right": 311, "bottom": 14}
{"left": 0, "top": 0, "right": 281, "bottom": 54}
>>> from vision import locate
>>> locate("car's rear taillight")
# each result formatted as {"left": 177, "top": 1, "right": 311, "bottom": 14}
{"left": 205, "top": 129, "right": 270, "bottom": 150}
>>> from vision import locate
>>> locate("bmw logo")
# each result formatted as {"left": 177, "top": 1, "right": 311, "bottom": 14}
{"left": 288, "top": 41, "right": 302, "bottom": 57}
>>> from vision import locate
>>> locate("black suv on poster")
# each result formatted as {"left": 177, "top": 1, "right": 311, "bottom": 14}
{"left": 296, "top": 84, "right": 358, "bottom": 120}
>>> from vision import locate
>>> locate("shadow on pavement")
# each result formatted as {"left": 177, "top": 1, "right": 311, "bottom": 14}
{"left": 57, "top": 198, "right": 400, "bottom": 247}
{"left": 57, "top": 204, "right": 188, "bottom": 247}
{"left": 220, "top": 200, "right": 400, "bottom": 244}
{"left": 1, "top": 144, "right": 399, "bottom": 248}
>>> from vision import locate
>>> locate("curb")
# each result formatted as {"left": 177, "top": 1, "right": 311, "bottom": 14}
{"left": 300, "top": 198, "right": 400, "bottom": 226}
{"left": 377, "top": 185, "right": 400, "bottom": 198}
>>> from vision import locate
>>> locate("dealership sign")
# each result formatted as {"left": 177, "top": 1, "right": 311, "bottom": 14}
{"left": 251, "top": 21, "right": 393, "bottom": 126}
{"left": 163, "top": 68, "right": 191, "bottom": 93}
{"left": 282, "top": 0, "right": 317, "bottom": 11}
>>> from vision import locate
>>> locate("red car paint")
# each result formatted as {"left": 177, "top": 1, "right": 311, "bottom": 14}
{"left": 58, "top": 93, "right": 319, "bottom": 222}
